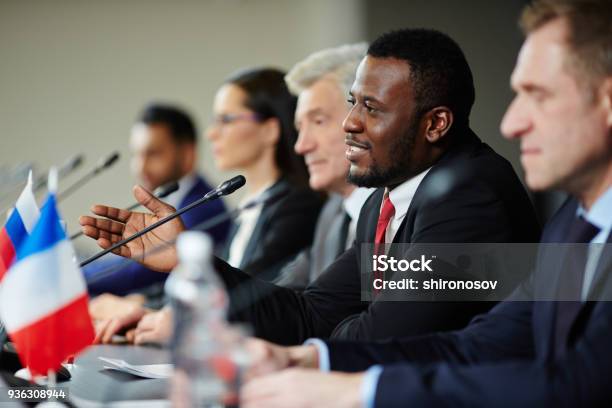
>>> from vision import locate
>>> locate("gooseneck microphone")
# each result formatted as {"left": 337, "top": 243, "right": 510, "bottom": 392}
{"left": 33, "top": 154, "right": 85, "bottom": 193}
{"left": 69, "top": 181, "right": 179, "bottom": 240}
{"left": 84, "top": 180, "right": 289, "bottom": 286}
{"left": 57, "top": 152, "right": 120, "bottom": 202}
{"left": 79, "top": 175, "right": 246, "bottom": 267}
{"left": 0, "top": 154, "right": 84, "bottom": 213}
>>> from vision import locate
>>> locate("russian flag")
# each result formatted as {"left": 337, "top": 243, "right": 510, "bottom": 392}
{"left": 0, "top": 169, "right": 94, "bottom": 376}
{"left": 0, "top": 173, "right": 39, "bottom": 281}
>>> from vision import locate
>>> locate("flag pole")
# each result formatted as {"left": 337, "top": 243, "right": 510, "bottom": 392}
{"left": 38, "top": 166, "right": 67, "bottom": 408}
{"left": 36, "top": 369, "right": 67, "bottom": 407}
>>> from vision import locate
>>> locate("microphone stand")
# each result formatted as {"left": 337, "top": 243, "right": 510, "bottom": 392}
{"left": 79, "top": 176, "right": 245, "bottom": 267}
{"left": 83, "top": 185, "right": 288, "bottom": 285}
{"left": 69, "top": 181, "right": 178, "bottom": 240}
{"left": 57, "top": 152, "right": 120, "bottom": 202}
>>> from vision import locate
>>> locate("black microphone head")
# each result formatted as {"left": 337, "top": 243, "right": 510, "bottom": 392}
{"left": 217, "top": 175, "right": 246, "bottom": 196}
{"left": 155, "top": 181, "right": 179, "bottom": 198}
{"left": 96, "top": 151, "right": 120, "bottom": 172}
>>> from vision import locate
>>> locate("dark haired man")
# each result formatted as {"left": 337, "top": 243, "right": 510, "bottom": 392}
{"left": 81, "top": 29, "right": 540, "bottom": 344}
{"left": 83, "top": 104, "right": 230, "bottom": 301}
{"left": 241, "top": 0, "right": 612, "bottom": 406}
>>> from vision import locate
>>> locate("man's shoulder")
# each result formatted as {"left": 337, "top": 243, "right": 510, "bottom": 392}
{"left": 420, "top": 136, "right": 522, "bottom": 202}
{"left": 262, "top": 179, "right": 325, "bottom": 216}
{"left": 436, "top": 136, "right": 515, "bottom": 181}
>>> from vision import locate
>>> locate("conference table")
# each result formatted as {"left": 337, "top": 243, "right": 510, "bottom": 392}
{"left": 67, "top": 344, "right": 171, "bottom": 407}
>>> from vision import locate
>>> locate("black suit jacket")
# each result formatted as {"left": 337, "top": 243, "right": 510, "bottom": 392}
{"left": 214, "top": 130, "right": 541, "bottom": 344}
{"left": 325, "top": 198, "right": 612, "bottom": 407}
{"left": 221, "top": 178, "right": 324, "bottom": 282}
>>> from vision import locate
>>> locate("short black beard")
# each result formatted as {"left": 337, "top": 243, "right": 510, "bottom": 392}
{"left": 347, "top": 120, "right": 418, "bottom": 188}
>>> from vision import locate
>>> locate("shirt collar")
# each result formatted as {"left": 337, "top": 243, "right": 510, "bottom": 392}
{"left": 343, "top": 187, "right": 375, "bottom": 221}
{"left": 577, "top": 186, "right": 612, "bottom": 233}
{"left": 385, "top": 167, "right": 432, "bottom": 219}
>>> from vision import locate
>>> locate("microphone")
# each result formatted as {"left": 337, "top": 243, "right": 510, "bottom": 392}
{"left": 211, "top": 175, "right": 246, "bottom": 198}
{"left": 70, "top": 181, "right": 179, "bottom": 240}
{"left": 57, "top": 151, "right": 120, "bottom": 202}
{"left": 79, "top": 175, "right": 246, "bottom": 267}
{"left": 33, "top": 154, "right": 85, "bottom": 193}
{"left": 1, "top": 155, "right": 82, "bottom": 211}
{"left": 84, "top": 183, "right": 289, "bottom": 286}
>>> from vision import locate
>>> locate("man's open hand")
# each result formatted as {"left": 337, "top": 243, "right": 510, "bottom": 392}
{"left": 79, "top": 185, "right": 184, "bottom": 272}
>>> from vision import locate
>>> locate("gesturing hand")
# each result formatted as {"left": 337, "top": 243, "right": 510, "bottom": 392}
{"left": 79, "top": 185, "right": 185, "bottom": 272}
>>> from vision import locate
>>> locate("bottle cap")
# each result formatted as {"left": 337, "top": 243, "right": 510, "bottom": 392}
{"left": 176, "top": 231, "right": 212, "bottom": 264}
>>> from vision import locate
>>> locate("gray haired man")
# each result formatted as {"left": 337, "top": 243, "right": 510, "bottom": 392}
{"left": 275, "top": 43, "right": 373, "bottom": 289}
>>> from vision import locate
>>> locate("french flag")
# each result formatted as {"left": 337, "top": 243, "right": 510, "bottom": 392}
{"left": 0, "top": 173, "right": 40, "bottom": 280}
{"left": 0, "top": 169, "right": 94, "bottom": 376}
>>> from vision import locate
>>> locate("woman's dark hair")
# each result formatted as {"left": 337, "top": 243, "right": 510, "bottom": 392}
{"left": 225, "top": 67, "right": 309, "bottom": 187}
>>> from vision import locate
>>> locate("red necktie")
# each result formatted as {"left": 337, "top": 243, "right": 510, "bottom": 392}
{"left": 375, "top": 194, "right": 395, "bottom": 249}
{"left": 373, "top": 194, "right": 395, "bottom": 295}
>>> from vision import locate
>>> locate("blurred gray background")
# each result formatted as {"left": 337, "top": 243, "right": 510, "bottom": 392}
{"left": 1, "top": 0, "right": 545, "bottom": 253}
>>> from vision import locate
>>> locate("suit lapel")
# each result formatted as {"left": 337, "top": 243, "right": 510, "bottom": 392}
{"left": 238, "top": 179, "right": 288, "bottom": 268}
{"left": 362, "top": 189, "right": 384, "bottom": 243}
{"left": 584, "top": 231, "right": 612, "bottom": 300}
{"left": 535, "top": 198, "right": 576, "bottom": 360}
{"left": 313, "top": 196, "right": 345, "bottom": 274}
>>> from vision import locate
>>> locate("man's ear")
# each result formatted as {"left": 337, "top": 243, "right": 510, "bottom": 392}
{"left": 424, "top": 107, "right": 454, "bottom": 143}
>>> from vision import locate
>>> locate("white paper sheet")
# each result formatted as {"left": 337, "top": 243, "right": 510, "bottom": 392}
{"left": 98, "top": 357, "right": 173, "bottom": 379}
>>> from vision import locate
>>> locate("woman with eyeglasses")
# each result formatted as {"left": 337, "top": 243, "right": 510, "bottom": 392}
{"left": 207, "top": 67, "right": 324, "bottom": 282}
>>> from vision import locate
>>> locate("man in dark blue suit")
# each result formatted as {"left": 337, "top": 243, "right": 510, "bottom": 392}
{"left": 240, "top": 0, "right": 612, "bottom": 406}
{"left": 83, "top": 104, "right": 230, "bottom": 302}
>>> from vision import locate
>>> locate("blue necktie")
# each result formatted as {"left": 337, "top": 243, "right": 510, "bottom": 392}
{"left": 554, "top": 215, "right": 600, "bottom": 360}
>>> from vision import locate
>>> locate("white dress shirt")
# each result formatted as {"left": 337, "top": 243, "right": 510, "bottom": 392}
{"left": 383, "top": 168, "right": 432, "bottom": 243}
{"left": 227, "top": 181, "right": 275, "bottom": 268}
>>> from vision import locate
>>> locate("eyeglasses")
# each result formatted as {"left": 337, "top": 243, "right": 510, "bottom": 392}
{"left": 210, "top": 112, "right": 261, "bottom": 127}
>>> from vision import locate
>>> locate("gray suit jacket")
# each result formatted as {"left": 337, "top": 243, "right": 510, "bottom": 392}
{"left": 274, "top": 194, "right": 349, "bottom": 290}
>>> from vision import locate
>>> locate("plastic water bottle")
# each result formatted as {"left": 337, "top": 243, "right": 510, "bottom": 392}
{"left": 165, "top": 231, "right": 245, "bottom": 407}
